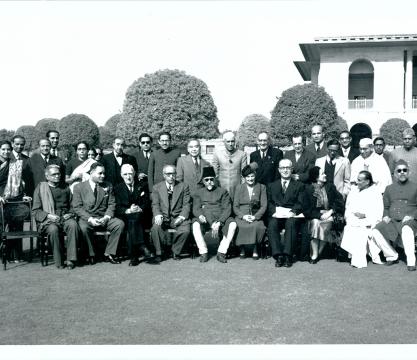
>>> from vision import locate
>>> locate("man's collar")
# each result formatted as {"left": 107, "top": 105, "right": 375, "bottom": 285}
{"left": 88, "top": 179, "right": 98, "bottom": 189}
{"left": 113, "top": 151, "right": 123, "bottom": 158}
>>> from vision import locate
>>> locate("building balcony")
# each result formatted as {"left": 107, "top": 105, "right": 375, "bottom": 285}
{"left": 348, "top": 99, "right": 374, "bottom": 109}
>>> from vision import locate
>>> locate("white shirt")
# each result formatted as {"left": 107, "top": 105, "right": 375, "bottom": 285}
{"left": 143, "top": 151, "right": 150, "bottom": 160}
{"left": 295, "top": 152, "right": 302, "bottom": 162}
{"left": 342, "top": 147, "right": 351, "bottom": 157}
{"left": 88, "top": 179, "right": 97, "bottom": 192}
{"left": 113, "top": 151, "right": 123, "bottom": 166}
{"left": 12, "top": 150, "right": 21, "bottom": 160}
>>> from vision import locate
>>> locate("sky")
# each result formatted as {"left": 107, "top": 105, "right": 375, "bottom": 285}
{"left": 1, "top": 0, "right": 417, "bottom": 132}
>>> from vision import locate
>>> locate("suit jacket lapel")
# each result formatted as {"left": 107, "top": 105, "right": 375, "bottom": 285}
{"left": 171, "top": 182, "right": 181, "bottom": 210}
{"left": 334, "top": 157, "right": 342, "bottom": 175}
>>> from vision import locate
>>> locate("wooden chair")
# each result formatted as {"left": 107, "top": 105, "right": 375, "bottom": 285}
{"left": 0, "top": 200, "right": 40, "bottom": 270}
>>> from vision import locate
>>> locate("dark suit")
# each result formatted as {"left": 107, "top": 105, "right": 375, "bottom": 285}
{"left": 249, "top": 146, "right": 283, "bottom": 185}
{"left": 338, "top": 147, "right": 360, "bottom": 163}
{"left": 114, "top": 181, "right": 150, "bottom": 257}
{"left": 151, "top": 181, "right": 191, "bottom": 257}
{"left": 72, "top": 181, "right": 124, "bottom": 257}
{"left": 284, "top": 150, "right": 316, "bottom": 183}
{"left": 131, "top": 149, "right": 152, "bottom": 176}
{"left": 306, "top": 142, "right": 328, "bottom": 159}
{"left": 267, "top": 179, "right": 305, "bottom": 257}
{"left": 176, "top": 155, "right": 209, "bottom": 196}
{"left": 101, "top": 152, "right": 138, "bottom": 186}
{"left": 28, "top": 153, "right": 65, "bottom": 193}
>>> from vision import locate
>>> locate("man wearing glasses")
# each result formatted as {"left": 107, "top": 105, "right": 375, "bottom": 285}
{"left": 132, "top": 133, "right": 153, "bottom": 182}
{"left": 337, "top": 130, "right": 359, "bottom": 163}
{"left": 389, "top": 128, "right": 417, "bottom": 178}
{"left": 373, "top": 137, "right": 390, "bottom": 165}
{"left": 148, "top": 131, "right": 181, "bottom": 192}
{"left": 150, "top": 165, "right": 191, "bottom": 264}
{"left": 350, "top": 138, "right": 391, "bottom": 194}
{"left": 372, "top": 160, "right": 417, "bottom": 271}
{"left": 212, "top": 131, "right": 247, "bottom": 199}
{"left": 191, "top": 166, "right": 237, "bottom": 263}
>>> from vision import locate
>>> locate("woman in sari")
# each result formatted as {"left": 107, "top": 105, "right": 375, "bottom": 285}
{"left": 0, "top": 140, "right": 31, "bottom": 262}
{"left": 65, "top": 141, "right": 96, "bottom": 192}
{"left": 233, "top": 164, "right": 267, "bottom": 259}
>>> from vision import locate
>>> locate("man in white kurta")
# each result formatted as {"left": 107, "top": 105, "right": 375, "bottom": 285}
{"left": 341, "top": 171, "right": 383, "bottom": 268}
{"left": 350, "top": 138, "right": 392, "bottom": 194}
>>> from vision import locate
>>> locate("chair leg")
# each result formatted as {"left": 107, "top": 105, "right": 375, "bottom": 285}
{"left": 2, "top": 235, "right": 6, "bottom": 270}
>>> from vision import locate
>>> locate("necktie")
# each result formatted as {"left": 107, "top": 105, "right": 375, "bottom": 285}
{"left": 16, "top": 154, "right": 20, "bottom": 160}
{"left": 44, "top": 156, "right": 49, "bottom": 164}
{"left": 282, "top": 181, "right": 287, "bottom": 194}
{"left": 93, "top": 185, "right": 98, "bottom": 199}
{"left": 51, "top": 149, "right": 56, "bottom": 157}
{"left": 194, "top": 158, "right": 199, "bottom": 171}
{"left": 316, "top": 145, "right": 320, "bottom": 153}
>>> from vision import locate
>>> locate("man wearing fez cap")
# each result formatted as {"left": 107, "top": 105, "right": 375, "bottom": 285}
{"left": 372, "top": 160, "right": 417, "bottom": 271}
{"left": 192, "top": 166, "right": 237, "bottom": 263}
{"left": 389, "top": 128, "right": 417, "bottom": 178}
{"left": 350, "top": 138, "right": 391, "bottom": 194}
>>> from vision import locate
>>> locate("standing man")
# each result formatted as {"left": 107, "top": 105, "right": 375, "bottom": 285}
{"left": 176, "top": 139, "right": 209, "bottom": 196}
{"left": 101, "top": 137, "right": 138, "bottom": 187}
{"left": 249, "top": 131, "right": 283, "bottom": 185}
{"left": 46, "top": 130, "right": 61, "bottom": 159}
{"left": 372, "top": 160, "right": 417, "bottom": 271}
{"left": 306, "top": 125, "right": 328, "bottom": 159}
{"left": 389, "top": 128, "right": 417, "bottom": 178}
{"left": 32, "top": 165, "right": 80, "bottom": 270}
{"left": 192, "top": 166, "right": 237, "bottom": 263}
{"left": 132, "top": 133, "right": 153, "bottom": 182}
{"left": 315, "top": 139, "right": 351, "bottom": 199}
{"left": 11, "top": 134, "right": 33, "bottom": 196}
{"left": 114, "top": 164, "right": 153, "bottom": 266}
{"left": 29, "top": 139, "right": 65, "bottom": 191}
{"left": 150, "top": 165, "right": 191, "bottom": 263}
{"left": 373, "top": 137, "right": 390, "bottom": 165}
{"left": 148, "top": 131, "right": 181, "bottom": 191}
{"left": 350, "top": 138, "right": 392, "bottom": 194}
{"left": 284, "top": 134, "right": 316, "bottom": 183}
{"left": 266, "top": 159, "right": 305, "bottom": 268}
{"left": 338, "top": 130, "right": 360, "bottom": 163}
{"left": 72, "top": 162, "right": 124, "bottom": 265}
{"left": 212, "top": 131, "right": 247, "bottom": 199}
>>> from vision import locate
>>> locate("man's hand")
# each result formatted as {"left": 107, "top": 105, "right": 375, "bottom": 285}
{"left": 383, "top": 216, "right": 391, "bottom": 224}
{"left": 22, "top": 196, "right": 32, "bottom": 202}
{"left": 211, "top": 221, "right": 221, "bottom": 238}
{"left": 47, "top": 214, "right": 60, "bottom": 223}
{"left": 154, "top": 215, "right": 163, "bottom": 226}
{"left": 353, "top": 212, "right": 366, "bottom": 219}
{"left": 198, "top": 215, "right": 207, "bottom": 223}
{"left": 88, "top": 217, "right": 101, "bottom": 227}
{"left": 173, "top": 216, "right": 185, "bottom": 227}
{"left": 320, "top": 210, "right": 333, "bottom": 221}
{"left": 403, "top": 215, "right": 414, "bottom": 223}
{"left": 138, "top": 173, "right": 147, "bottom": 180}
{"left": 291, "top": 174, "right": 300, "bottom": 181}
{"left": 62, "top": 213, "right": 73, "bottom": 221}
{"left": 287, "top": 211, "right": 295, "bottom": 218}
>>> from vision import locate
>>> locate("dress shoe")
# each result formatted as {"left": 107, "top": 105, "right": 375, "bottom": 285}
{"left": 147, "top": 256, "right": 161, "bottom": 265}
{"left": 252, "top": 253, "right": 259, "bottom": 260}
{"left": 129, "top": 257, "right": 140, "bottom": 266}
{"left": 104, "top": 254, "right": 121, "bottom": 264}
{"left": 385, "top": 259, "right": 399, "bottom": 266}
{"left": 56, "top": 265, "right": 65, "bottom": 269}
{"left": 142, "top": 247, "right": 153, "bottom": 259}
{"left": 372, "top": 258, "right": 384, "bottom": 265}
{"left": 88, "top": 256, "right": 96, "bottom": 265}
{"left": 239, "top": 249, "right": 245, "bottom": 259}
{"left": 66, "top": 261, "right": 75, "bottom": 270}
{"left": 275, "top": 256, "right": 284, "bottom": 268}
{"left": 309, "top": 258, "right": 319, "bottom": 264}
{"left": 407, "top": 265, "right": 416, "bottom": 271}
{"left": 199, "top": 253, "right": 209, "bottom": 263}
{"left": 172, "top": 253, "right": 181, "bottom": 261}
{"left": 216, "top": 252, "right": 227, "bottom": 263}
{"left": 283, "top": 256, "right": 293, "bottom": 268}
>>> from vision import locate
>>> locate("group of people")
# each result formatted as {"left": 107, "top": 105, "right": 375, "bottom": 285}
{"left": 1, "top": 124, "right": 417, "bottom": 272}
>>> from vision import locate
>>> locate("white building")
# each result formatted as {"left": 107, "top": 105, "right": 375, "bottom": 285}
{"left": 294, "top": 34, "right": 417, "bottom": 144}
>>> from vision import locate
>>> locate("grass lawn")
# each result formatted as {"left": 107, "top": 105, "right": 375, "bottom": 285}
{"left": 1, "top": 253, "right": 416, "bottom": 345}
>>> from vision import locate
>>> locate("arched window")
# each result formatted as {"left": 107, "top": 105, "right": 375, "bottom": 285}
{"left": 348, "top": 59, "right": 374, "bottom": 109}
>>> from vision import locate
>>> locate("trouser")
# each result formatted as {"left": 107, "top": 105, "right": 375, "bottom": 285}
{"left": 192, "top": 219, "right": 236, "bottom": 255}
{"left": 44, "top": 219, "right": 79, "bottom": 267}
{"left": 78, "top": 218, "right": 124, "bottom": 257}
{"left": 370, "top": 229, "right": 399, "bottom": 262}
{"left": 151, "top": 222, "right": 190, "bottom": 256}
{"left": 267, "top": 217, "right": 301, "bottom": 257}
{"left": 123, "top": 214, "right": 146, "bottom": 257}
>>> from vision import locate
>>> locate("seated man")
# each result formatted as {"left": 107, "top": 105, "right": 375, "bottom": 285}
{"left": 372, "top": 160, "right": 416, "bottom": 271}
{"left": 114, "top": 164, "right": 153, "bottom": 266}
{"left": 192, "top": 166, "right": 237, "bottom": 263}
{"left": 267, "top": 159, "right": 305, "bottom": 268}
{"left": 32, "top": 165, "right": 79, "bottom": 269}
{"left": 72, "top": 162, "right": 124, "bottom": 265}
{"left": 150, "top": 164, "right": 191, "bottom": 263}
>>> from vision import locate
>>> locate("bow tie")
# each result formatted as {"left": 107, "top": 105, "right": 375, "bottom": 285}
{"left": 115, "top": 154, "right": 123, "bottom": 158}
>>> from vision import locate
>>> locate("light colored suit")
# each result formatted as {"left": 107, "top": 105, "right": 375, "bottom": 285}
{"left": 315, "top": 155, "right": 351, "bottom": 198}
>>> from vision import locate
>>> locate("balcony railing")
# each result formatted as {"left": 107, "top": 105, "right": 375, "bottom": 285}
{"left": 348, "top": 99, "right": 374, "bottom": 109}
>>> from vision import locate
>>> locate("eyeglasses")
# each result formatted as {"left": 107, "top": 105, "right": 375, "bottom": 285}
{"left": 279, "top": 166, "right": 292, "bottom": 170}
{"left": 339, "top": 137, "right": 350, "bottom": 140}
{"left": 77, "top": 147, "right": 87, "bottom": 150}
{"left": 164, "top": 172, "right": 176, "bottom": 176}
{"left": 397, "top": 168, "right": 408, "bottom": 173}
{"left": 49, "top": 173, "right": 60, "bottom": 177}
{"left": 141, "top": 141, "right": 150, "bottom": 144}
{"left": 203, "top": 177, "right": 215, "bottom": 182}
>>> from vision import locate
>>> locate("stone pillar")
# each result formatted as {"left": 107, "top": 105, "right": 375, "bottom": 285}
{"left": 405, "top": 50, "right": 413, "bottom": 109}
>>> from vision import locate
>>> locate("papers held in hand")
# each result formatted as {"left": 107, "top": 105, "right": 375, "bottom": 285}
{"left": 272, "top": 206, "right": 304, "bottom": 218}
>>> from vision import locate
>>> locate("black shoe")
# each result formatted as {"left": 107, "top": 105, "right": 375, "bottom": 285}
{"left": 147, "top": 256, "right": 161, "bottom": 265}
{"left": 299, "top": 254, "right": 310, "bottom": 262}
{"left": 104, "top": 254, "right": 121, "bottom": 264}
{"left": 309, "top": 257, "right": 319, "bottom": 264}
{"left": 142, "top": 247, "right": 153, "bottom": 259}
{"left": 216, "top": 252, "right": 227, "bottom": 263}
{"left": 407, "top": 265, "right": 416, "bottom": 271}
{"left": 275, "top": 255, "right": 284, "bottom": 268}
{"left": 385, "top": 259, "right": 399, "bottom": 266}
{"left": 129, "top": 257, "right": 140, "bottom": 266}
{"left": 199, "top": 253, "right": 209, "bottom": 263}
{"left": 88, "top": 256, "right": 96, "bottom": 265}
{"left": 283, "top": 256, "right": 293, "bottom": 268}
{"left": 172, "top": 253, "right": 181, "bottom": 261}
{"left": 239, "top": 249, "right": 245, "bottom": 259}
{"left": 66, "top": 261, "right": 75, "bottom": 270}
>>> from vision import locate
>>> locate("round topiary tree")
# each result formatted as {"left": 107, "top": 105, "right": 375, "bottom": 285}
{"left": 15, "top": 125, "right": 41, "bottom": 151}
{"left": 236, "top": 114, "right": 271, "bottom": 147}
{"left": 0, "top": 129, "right": 15, "bottom": 142}
{"left": 58, "top": 114, "right": 100, "bottom": 158}
{"left": 270, "top": 84, "right": 339, "bottom": 147}
{"left": 35, "top": 118, "right": 60, "bottom": 140}
{"left": 118, "top": 69, "right": 220, "bottom": 146}
{"left": 104, "top": 114, "right": 122, "bottom": 136}
{"left": 379, "top": 118, "right": 411, "bottom": 146}
{"left": 99, "top": 126, "right": 114, "bottom": 149}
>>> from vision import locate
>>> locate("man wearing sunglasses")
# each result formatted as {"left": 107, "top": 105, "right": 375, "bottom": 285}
{"left": 132, "top": 133, "right": 153, "bottom": 182}
{"left": 191, "top": 166, "right": 237, "bottom": 263}
{"left": 372, "top": 160, "right": 417, "bottom": 271}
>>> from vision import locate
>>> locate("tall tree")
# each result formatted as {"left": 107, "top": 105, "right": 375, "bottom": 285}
{"left": 15, "top": 125, "right": 41, "bottom": 151}
{"left": 118, "top": 69, "right": 219, "bottom": 146}
{"left": 0, "top": 129, "right": 15, "bottom": 142}
{"left": 104, "top": 114, "right": 122, "bottom": 137}
{"left": 270, "top": 84, "right": 342, "bottom": 147}
{"left": 379, "top": 118, "right": 411, "bottom": 146}
{"left": 35, "top": 118, "right": 60, "bottom": 139}
{"left": 236, "top": 114, "right": 271, "bottom": 147}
